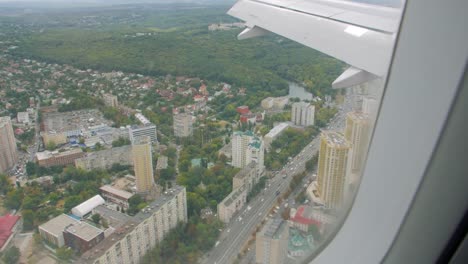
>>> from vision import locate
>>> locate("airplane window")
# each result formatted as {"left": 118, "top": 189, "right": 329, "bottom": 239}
{"left": 0, "top": 0, "right": 404, "bottom": 263}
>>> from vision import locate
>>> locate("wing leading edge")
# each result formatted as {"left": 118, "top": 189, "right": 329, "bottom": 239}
{"left": 227, "top": 0, "right": 401, "bottom": 88}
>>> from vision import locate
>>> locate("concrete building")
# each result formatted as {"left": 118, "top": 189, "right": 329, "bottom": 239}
{"left": 218, "top": 141, "right": 232, "bottom": 159}
{"left": 272, "top": 97, "right": 289, "bottom": 110}
{"left": 317, "top": 131, "right": 351, "bottom": 209}
{"left": 132, "top": 136, "right": 154, "bottom": 193}
{"left": 232, "top": 131, "right": 264, "bottom": 173}
{"left": 264, "top": 123, "right": 289, "bottom": 151}
{"left": 232, "top": 131, "right": 254, "bottom": 168}
{"left": 0, "top": 117, "right": 18, "bottom": 173}
{"left": 103, "top": 94, "right": 118, "bottom": 108}
{"left": 291, "top": 102, "right": 315, "bottom": 127}
{"left": 35, "top": 148, "right": 85, "bottom": 167}
{"left": 75, "top": 145, "right": 132, "bottom": 171}
{"left": 78, "top": 186, "right": 187, "bottom": 264}
{"left": 345, "top": 112, "right": 371, "bottom": 175}
{"left": 261, "top": 96, "right": 290, "bottom": 110}
{"left": 63, "top": 221, "right": 105, "bottom": 253}
{"left": 218, "top": 186, "right": 247, "bottom": 223}
{"left": 261, "top": 97, "right": 274, "bottom": 109}
{"left": 155, "top": 155, "right": 168, "bottom": 170}
{"left": 39, "top": 214, "right": 79, "bottom": 248}
{"left": 246, "top": 137, "right": 265, "bottom": 176}
{"left": 173, "top": 113, "right": 193, "bottom": 137}
{"left": 129, "top": 124, "right": 157, "bottom": 144}
{"left": 100, "top": 185, "right": 134, "bottom": 209}
{"left": 39, "top": 214, "right": 104, "bottom": 253}
{"left": 362, "top": 96, "right": 379, "bottom": 116}
{"left": 16, "top": 112, "right": 30, "bottom": 124}
{"left": 41, "top": 131, "right": 67, "bottom": 145}
{"left": 134, "top": 113, "right": 150, "bottom": 126}
{"left": 289, "top": 205, "right": 321, "bottom": 233}
{"left": 42, "top": 109, "right": 111, "bottom": 138}
{"left": 233, "top": 162, "right": 259, "bottom": 192}
{"left": 256, "top": 218, "right": 289, "bottom": 264}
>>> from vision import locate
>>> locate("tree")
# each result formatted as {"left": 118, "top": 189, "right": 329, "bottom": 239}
{"left": 63, "top": 195, "right": 82, "bottom": 213}
{"left": 46, "top": 141, "right": 57, "bottom": 151}
{"left": 91, "top": 213, "right": 101, "bottom": 224}
{"left": 112, "top": 137, "right": 130, "bottom": 147}
{"left": 4, "top": 189, "right": 23, "bottom": 210}
{"left": 2, "top": 246, "right": 20, "bottom": 264}
{"left": 0, "top": 174, "right": 11, "bottom": 194}
{"left": 22, "top": 209, "right": 35, "bottom": 230}
{"left": 56, "top": 247, "right": 73, "bottom": 263}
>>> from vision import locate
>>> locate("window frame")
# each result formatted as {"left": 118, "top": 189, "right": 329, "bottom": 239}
{"left": 307, "top": 0, "right": 468, "bottom": 263}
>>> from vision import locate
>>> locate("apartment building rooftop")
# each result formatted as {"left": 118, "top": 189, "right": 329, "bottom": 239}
{"left": 321, "top": 131, "right": 350, "bottom": 148}
{"left": 263, "top": 218, "right": 287, "bottom": 239}
{"left": 64, "top": 221, "right": 104, "bottom": 242}
{"left": 42, "top": 109, "right": 111, "bottom": 133}
{"left": 36, "top": 148, "right": 83, "bottom": 161}
{"left": 223, "top": 186, "right": 247, "bottom": 207}
{"left": 234, "top": 162, "right": 257, "bottom": 180}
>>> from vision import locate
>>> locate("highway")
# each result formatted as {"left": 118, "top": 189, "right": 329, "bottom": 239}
{"left": 201, "top": 92, "right": 353, "bottom": 264}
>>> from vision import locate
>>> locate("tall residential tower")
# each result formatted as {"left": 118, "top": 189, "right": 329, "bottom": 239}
{"left": 132, "top": 136, "right": 154, "bottom": 193}
{"left": 231, "top": 131, "right": 264, "bottom": 173}
{"left": 317, "top": 131, "right": 351, "bottom": 209}
{"left": 345, "top": 112, "right": 371, "bottom": 175}
{"left": 0, "top": 117, "right": 18, "bottom": 173}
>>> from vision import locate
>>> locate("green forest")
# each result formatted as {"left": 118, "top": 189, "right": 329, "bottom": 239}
{"left": 12, "top": 7, "right": 344, "bottom": 97}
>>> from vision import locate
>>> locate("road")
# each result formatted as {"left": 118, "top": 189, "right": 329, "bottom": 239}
{"left": 202, "top": 92, "right": 353, "bottom": 264}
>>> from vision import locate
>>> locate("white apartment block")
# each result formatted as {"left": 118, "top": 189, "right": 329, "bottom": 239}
{"left": 218, "top": 186, "right": 247, "bottom": 223}
{"left": 103, "top": 94, "right": 119, "bottom": 108}
{"left": 291, "top": 102, "right": 315, "bottom": 127}
{"left": 173, "top": 113, "right": 193, "bottom": 137}
{"left": 231, "top": 131, "right": 264, "bottom": 173}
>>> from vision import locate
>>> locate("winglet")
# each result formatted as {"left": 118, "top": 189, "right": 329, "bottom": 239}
{"left": 332, "top": 67, "right": 378, "bottom": 89}
{"left": 238, "top": 26, "right": 269, "bottom": 40}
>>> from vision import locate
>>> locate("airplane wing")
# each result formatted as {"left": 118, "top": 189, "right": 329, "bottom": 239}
{"left": 227, "top": 0, "right": 401, "bottom": 88}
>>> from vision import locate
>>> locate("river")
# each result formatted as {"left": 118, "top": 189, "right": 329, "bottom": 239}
{"left": 288, "top": 82, "right": 313, "bottom": 101}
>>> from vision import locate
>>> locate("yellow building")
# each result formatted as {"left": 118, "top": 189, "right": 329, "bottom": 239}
{"left": 0, "top": 117, "right": 18, "bottom": 173}
{"left": 345, "top": 112, "right": 371, "bottom": 175}
{"left": 132, "top": 136, "right": 154, "bottom": 193}
{"left": 317, "top": 131, "right": 351, "bottom": 209}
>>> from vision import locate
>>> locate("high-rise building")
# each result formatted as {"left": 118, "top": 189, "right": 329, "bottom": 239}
{"left": 362, "top": 96, "right": 379, "bottom": 116}
{"left": 0, "top": 117, "right": 18, "bottom": 173}
{"left": 129, "top": 124, "right": 157, "bottom": 144}
{"left": 173, "top": 113, "right": 193, "bottom": 137}
{"left": 317, "top": 131, "right": 351, "bottom": 209}
{"left": 255, "top": 218, "right": 289, "bottom": 264}
{"left": 345, "top": 112, "right": 371, "bottom": 175}
{"left": 231, "top": 130, "right": 255, "bottom": 168}
{"left": 132, "top": 136, "right": 154, "bottom": 193}
{"left": 102, "top": 94, "right": 119, "bottom": 108}
{"left": 246, "top": 137, "right": 265, "bottom": 175}
{"left": 291, "top": 102, "right": 315, "bottom": 127}
{"left": 231, "top": 131, "right": 264, "bottom": 173}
